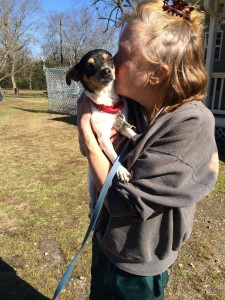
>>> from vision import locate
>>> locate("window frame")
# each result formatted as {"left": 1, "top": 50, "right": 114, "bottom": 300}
{"left": 205, "top": 30, "right": 224, "bottom": 61}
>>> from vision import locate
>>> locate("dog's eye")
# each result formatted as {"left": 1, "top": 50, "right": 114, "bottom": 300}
{"left": 107, "top": 57, "right": 112, "bottom": 61}
{"left": 87, "top": 63, "right": 94, "bottom": 70}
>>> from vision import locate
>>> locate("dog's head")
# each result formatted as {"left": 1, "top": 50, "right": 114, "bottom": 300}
{"left": 66, "top": 49, "right": 115, "bottom": 93}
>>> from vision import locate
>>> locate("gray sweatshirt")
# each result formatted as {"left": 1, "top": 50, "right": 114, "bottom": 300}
{"left": 96, "top": 100, "right": 219, "bottom": 276}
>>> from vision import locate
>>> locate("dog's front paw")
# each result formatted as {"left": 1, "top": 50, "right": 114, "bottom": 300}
{"left": 117, "top": 165, "right": 131, "bottom": 184}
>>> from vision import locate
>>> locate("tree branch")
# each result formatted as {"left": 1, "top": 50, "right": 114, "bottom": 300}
{"left": 91, "top": 0, "right": 135, "bottom": 31}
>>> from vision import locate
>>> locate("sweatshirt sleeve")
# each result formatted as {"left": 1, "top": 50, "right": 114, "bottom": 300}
{"left": 107, "top": 104, "right": 219, "bottom": 221}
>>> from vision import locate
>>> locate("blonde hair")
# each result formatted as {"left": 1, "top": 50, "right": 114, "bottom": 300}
{"left": 124, "top": 0, "right": 208, "bottom": 115}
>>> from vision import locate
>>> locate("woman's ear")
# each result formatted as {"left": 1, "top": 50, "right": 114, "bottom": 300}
{"left": 149, "top": 64, "right": 170, "bottom": 85}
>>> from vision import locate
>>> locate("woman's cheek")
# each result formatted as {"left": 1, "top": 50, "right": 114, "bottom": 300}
{"left": 115, "top": 70, "right": 126, "bottom": 92}
{"left": 117, "top": 62, "right": 130, "bottom": 80}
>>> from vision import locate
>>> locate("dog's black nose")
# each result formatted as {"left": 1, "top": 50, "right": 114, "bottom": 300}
{"left": 101, "top": 68, "right": 111, "bottom": 76}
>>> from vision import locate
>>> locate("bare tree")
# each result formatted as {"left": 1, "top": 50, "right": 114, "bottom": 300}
{"left": 91, "top": 0, "right": 140, "bottom": 31}
{"left": 62, "top": 7, "right": 118, "bottom": 63}
{"left": 0, "top": 0, "right": 41, "bottom": 90}
{"left": 41, "top": 6, "right": 118, "bottom": 67}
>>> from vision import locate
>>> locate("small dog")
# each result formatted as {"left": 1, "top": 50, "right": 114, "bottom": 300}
{"left": 66, "top": 49, "right": 136, "bottom": 214}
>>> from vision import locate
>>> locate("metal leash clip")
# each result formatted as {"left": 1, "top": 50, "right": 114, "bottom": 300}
{"left": 116, "top": 111, "right": 136, "bottom": 129}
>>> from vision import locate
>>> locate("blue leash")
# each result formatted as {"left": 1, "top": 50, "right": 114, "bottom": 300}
{"left": 52, "top": 144, "right": 130, "bottom": 300}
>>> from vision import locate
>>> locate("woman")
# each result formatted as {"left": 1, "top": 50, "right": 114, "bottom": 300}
{"left": 77, "top": 0, "right": 219, "bottom": 299}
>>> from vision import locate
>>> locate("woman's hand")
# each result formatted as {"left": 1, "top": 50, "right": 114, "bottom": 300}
{"left": 110, "top": 128, "right": 121, "bottom": 144}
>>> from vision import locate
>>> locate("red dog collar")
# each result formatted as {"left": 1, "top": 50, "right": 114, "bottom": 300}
{"left": 91, "top": 98, "right": 124, "bottom": 114}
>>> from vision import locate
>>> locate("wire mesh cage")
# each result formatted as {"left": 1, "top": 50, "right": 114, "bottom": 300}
{"left": 45, "top": 67, "right": 83, "bottom": 115}
{"left": 0, "top": 86, "right": 4, "bottom": 101}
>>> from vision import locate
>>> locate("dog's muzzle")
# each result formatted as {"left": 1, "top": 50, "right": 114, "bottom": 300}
{"left": 100, "top": 68, "right": 114, "bottom": 84}
{"left": 101, "top": 68, "right": 111, "bottom": 76}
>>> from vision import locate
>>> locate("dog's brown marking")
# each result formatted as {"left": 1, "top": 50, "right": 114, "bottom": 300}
{"left": 103, "top": 53, "right": 109, "bottom": 60}
{"left": 83, "top": 74, "right": 104, "bottom": 92}
{"left": 88, "top": 57, "right": 95, "bottom": 64}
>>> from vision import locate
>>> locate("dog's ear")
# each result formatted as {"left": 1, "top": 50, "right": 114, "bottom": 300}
{"left": 66, "top": 64, "right": 80, "bottom": 85}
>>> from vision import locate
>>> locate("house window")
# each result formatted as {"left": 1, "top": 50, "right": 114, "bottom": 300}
{"left": 205, "top": 30, "right": 223, "bottom": 61}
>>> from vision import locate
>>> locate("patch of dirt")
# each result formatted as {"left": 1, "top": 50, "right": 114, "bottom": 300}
{"left": 166, "top": 191, "right": 225, "bottom": 300}
{"left": 0, "top": 211, "right": 17, "bottom": 234}
{"left": 39, "top": 238, "right": 65, "bottom": 267}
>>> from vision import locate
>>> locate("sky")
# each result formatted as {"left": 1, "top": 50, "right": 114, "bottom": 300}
{"left": 32, "top": 0, "right": 118, "bottom": 57}
{"left": 32, "top": 0, "right": 88, "bottom": 56}
{"left": 39, "top": 0, "right": 84, "bottom": 13}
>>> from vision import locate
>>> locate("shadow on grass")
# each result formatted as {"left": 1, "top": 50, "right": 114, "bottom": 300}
{"left": 14, "top": 93, "right": 48, "bottom": 99}
{"left": 11, "top": 107, "right": 54, "bottom": 114}
{"left": 0, "top": 258, "right": 50, "bottom": 300}
{"left": 50, "top": 115, "right": 78, "bottom": 126}
{"left": 16, "top": 95, "right": 48, "bottom": 99}
{"left": 11, "top": 107, "right": 78, "bottom": 126}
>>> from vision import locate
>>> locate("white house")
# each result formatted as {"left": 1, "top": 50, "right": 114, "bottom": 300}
{"left": 204, "top": 0, "right": 225, "bottom": 140}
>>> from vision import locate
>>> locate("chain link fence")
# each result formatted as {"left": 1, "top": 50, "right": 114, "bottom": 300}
{"left": 45, "top": 67, "right": 83, "bottom": 115}
{"left": 0, "top": 86, "right": 4, "bottom": 101}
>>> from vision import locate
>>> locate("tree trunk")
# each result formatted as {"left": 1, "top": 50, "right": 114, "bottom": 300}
{"left": 11, "top": 62, "right": 16, "bottom": 89}
{"left": 11, "top": 62, "right": 19, "bottom": 94}
{"left": 28, "top": 68, "right": 32, "bottom": 90}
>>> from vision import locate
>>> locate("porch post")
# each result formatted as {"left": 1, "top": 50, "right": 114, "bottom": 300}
{"left": 204, "top": 0, "right": 219, "bottom": 107}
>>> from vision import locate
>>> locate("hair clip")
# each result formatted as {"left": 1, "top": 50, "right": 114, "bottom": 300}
{"left": 163, "top": 0, "right": 194, "bottom": 21}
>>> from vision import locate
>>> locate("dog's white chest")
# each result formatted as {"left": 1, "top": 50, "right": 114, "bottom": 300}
{"left": 90, "top": 104, "right": 126, "bottom": 137}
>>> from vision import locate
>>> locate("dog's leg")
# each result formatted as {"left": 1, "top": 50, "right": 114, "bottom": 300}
{"left": 120, "top": 126, "right": 137, "bottom": 140}
{"left": 98, "top": 134, "right": 131, "bottom": 183}
{"left": 117, "top": 165, "right": 132, "bottom": 183}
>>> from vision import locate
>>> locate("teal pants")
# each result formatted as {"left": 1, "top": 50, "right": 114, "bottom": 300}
{"left": 89, "top": 235, "right": 169, "bottom": 300}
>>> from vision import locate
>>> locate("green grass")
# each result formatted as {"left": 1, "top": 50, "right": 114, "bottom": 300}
{"left": 0, "top": 91, "right": 90, "bottom": 300}
{"left": 0, "top": 91, "right": 225, "bottom": 299}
